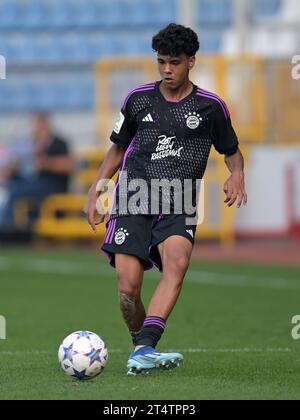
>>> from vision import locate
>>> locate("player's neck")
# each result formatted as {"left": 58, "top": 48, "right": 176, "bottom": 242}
{"left": 159, "top": 79, "right": 193, "bottom": 102}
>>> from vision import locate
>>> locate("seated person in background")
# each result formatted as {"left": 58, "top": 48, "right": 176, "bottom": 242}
{"left": 0, "top": 113, "right": 74, "bottom": 231}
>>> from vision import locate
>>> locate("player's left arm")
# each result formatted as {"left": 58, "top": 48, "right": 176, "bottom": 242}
{"left": 223, "top": 148, "right": 247, "bottom": 208}
{"left": 211, "top": 100, "right": 247, "bottom": 209}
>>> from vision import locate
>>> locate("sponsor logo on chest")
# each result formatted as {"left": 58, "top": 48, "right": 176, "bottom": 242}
{"left": 151, "top": 135, "right": 184, "bottom": 161}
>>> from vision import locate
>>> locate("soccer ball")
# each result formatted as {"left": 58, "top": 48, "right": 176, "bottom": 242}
{"left": 58, "top": 331, "right": 108, "bottom": 380}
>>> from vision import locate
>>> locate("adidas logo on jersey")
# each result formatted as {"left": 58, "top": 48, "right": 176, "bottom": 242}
{"left": 142, "top": 113, "right": 154, "bottom": 122}
{"left": 186, "top": 230, "right": 194, "bottom": 239}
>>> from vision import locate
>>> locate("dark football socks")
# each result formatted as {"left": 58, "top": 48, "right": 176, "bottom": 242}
{"left": 134, "top": 316, "right": 166, "bottom": 348}
{"left": 130, "top": 330, "right": 141, "bottom": 346}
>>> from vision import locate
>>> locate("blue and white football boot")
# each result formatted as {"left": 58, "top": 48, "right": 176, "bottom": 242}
{"left": 127, "top": 346, "right": 183, "bottom": 375}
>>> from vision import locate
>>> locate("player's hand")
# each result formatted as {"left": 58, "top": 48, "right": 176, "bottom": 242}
{"left": 223, "top": 171, "right": 247, "bottom": 208}
{"left": 84, "top": 188, "right": 105, "bottom": 232}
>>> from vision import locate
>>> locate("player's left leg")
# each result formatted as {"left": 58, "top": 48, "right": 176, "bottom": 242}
{"left": 127, "top": 235, "right": 193, "bottom": 375}
{"left": 147, "top": 235, "right": 193, "bottom": 318}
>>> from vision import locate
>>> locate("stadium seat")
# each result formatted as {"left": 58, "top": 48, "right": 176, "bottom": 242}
{"left": 0, "top": 30, "right": 154, "bottom": 63}
{"left": 197, "top": 0, "right": 234, "bottom": 27}
{"left": 0, "top": 39, "right": 18, "bottom": 62}
{"left": 22, "top": 0, "right": 51, "bottom": 29}
{"left": 199, "top": 33, "right": 222, "bottom": 53}
{"left": 0, "top": 0, "right": 286, "bottom": 116}
{"left": 0, "top": 0, "right": 23, "bottom": 29}
{"left": 0, "top": 0, "right": 178, "bottom": 30}
{"left": 34, "top": 194, "right": 106, "bottom": 241}
{"left": 250, "top": 0, "right": 282, "bottom": 21}
{"left": 74, "top": 0, "right": 101, "bottom": 28}
{"left": 0, "top": 84, "right": 17, "bottom": 111}
{"left": 143, "top": 0, "right": 177, "bottom": 26}
{"left": 47, "top": 0, "right": 75, "bottom": 28}
{"left": 0, "top": 71, "right": 94, "bottom": 111}
{"left": 112, "top": 0, "right": 153, "bottom": 27}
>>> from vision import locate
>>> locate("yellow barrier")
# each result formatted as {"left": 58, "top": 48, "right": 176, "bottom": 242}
{"left": 14, "top": 198, "right": 37, "bottom": 229}
{"left": 34, "top": 194, "right": 105, "bottom": 241}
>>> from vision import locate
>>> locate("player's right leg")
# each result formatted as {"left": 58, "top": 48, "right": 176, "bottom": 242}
{"left": 101, "top": 215, "right": 154, "bottom": 347}
{"left": 115, "top": 254, "right": 146, "bottom": 343}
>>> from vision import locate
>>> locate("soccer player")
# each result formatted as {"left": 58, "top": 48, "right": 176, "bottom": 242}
{"left": 86, "top": 24, "right": 247, "bottom": 375}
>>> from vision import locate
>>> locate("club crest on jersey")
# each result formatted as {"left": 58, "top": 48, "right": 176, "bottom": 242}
{"left": 115, "top": 228, "right": 129, "bottom": 245}
{"left": 185, "top": 112, "right": 202, "bottom": 129}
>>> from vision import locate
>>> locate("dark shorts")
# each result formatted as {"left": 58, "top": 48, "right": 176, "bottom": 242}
{"left": 101, "top": 214, "right": 197, "bottom": 272}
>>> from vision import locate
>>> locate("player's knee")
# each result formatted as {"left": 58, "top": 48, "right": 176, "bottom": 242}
{"left": 118, "top": 284, "right": 140, "bottom": 299}
{"left": 165, "top": 253, "right": 190, "bottom": 275}
{"left": 116, "top": 271, "right": 140, "bottom": 298}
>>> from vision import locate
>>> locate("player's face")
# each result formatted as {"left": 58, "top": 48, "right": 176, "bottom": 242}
{"left": 157, "top": 54, "right": 195, "bottom": 90}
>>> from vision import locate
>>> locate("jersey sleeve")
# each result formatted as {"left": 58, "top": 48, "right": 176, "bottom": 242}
{"left": 211, "top": 102, "right": 239, "bottom": 156}
{"left": 110, "top": 96, "right": 136, "bottom": 148}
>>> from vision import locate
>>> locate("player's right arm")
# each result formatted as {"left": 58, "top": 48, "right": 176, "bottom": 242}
{"left": 85, "top": 143, "right": 126, "bottom": 232}
{"left": 86, "top": 94, "right": 137, "bottom": 231}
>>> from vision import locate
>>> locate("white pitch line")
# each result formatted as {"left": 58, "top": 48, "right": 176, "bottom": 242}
{"left": 187, "top": 270, "right": 295, "bottom": 290}
{"left": 170, "top": 348, "right": 292, "bottom": 354}
{"left": 0, "top": 349, "right": 123, "bottom": 356}
{"left": 0, "top": 348, "right": 292, "bottom": 356}
{"left": 0, "top": 257, "right": 103, "bottom": 276}
{"left": 0, "top": 256, "right": 300, "bottom": 291}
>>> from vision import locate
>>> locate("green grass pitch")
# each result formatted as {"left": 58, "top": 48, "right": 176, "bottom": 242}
{"left": 0, "top": 247, "right": 300, "bottom": 400}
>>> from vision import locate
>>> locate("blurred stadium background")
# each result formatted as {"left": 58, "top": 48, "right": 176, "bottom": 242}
{"left": 0, "top": 0, "right": 299, "bottom": 263}
{"left": 1, "top": 0, "right": 300, "bottom": 401}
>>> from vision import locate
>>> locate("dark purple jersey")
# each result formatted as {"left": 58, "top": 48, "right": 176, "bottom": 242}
{"left": 109, "top": 81, "right": 238, "bottom": 218}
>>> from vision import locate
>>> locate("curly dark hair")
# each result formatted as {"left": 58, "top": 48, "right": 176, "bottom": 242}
{"left": 152, "top": 23, "right": 200, "bottom": 57}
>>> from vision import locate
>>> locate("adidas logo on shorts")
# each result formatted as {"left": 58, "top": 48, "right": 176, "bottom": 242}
{"left": 186, "top": 230, "right": 194, "bottom": 239}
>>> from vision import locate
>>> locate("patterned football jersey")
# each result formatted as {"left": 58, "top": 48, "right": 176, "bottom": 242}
{"left": 109, "top": 81, "right": 238, "bottom": 218}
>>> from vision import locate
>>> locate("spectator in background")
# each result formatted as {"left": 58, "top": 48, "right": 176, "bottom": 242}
{"left": 0, "top": 113, "right": 73, "bottom": 232}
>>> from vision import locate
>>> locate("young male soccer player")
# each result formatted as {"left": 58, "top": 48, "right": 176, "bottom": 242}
{"left": 86, "top": 24, "right": 247, "bottom": 375}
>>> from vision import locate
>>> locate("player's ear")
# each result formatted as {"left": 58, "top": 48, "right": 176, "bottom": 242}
{"left": 189, "top": 56, "right": 196, "bottom": 70}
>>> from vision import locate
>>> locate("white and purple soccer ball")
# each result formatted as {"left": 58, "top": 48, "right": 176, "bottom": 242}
{"left": 58, "top": 331, "right": 108, "bottom": 380}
